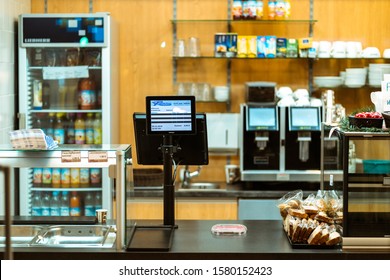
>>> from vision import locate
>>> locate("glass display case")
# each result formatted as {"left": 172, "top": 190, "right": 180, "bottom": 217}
{"left": 325, "top": 127, "right": 390, "bottom": 250}
{"left": 0, "top": 144, "right": 133, "bottom": 250}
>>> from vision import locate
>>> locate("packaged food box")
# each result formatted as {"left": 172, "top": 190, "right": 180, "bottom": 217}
{"left": 276, "top": 38, "right": 287, "bottom": 57}
{"left": 215, "top": 33, "right": 227, "bottom": 57}
{"left": 286, "top": 38, "right": 298, "bottom": 58}
{"left": 265, "top": 36, "right": 277, "bottom": 58}
{"left": 257, "top": 36, "right": 266, "bottom": 57}
{"left": 226, "top": 33, "right": 238, "bottom": 57}
{"left": 237, "top": 36, "right": 248, "bottom": 57}
{"left": 247, "top": 36, "right": 257, "bottom": 57}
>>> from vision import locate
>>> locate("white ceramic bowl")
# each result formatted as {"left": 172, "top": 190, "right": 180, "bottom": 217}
{"left": 213, "top": 86, "right": 229, "bottom": 102}
{"left": 314, "top": 76, "right": 343, "bottom": 88}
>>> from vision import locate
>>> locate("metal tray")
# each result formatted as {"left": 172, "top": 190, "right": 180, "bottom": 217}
{"left": 0, "top": 225, "right": 44, "bottom": 247}
{"left": 30, "top": 225, "right": 111, "bottom": 248}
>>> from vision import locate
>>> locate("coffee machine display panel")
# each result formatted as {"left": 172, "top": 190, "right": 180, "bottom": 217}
{"left": 288, "top": 107, "right": 321, "bottom": 131}
{"left": 246, "top": 106, "right": 278, "bottom": 131}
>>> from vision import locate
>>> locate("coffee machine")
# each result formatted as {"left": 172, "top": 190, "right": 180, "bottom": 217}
{"left": 284, "top": 106, "right": 322, "bottom": 170}
{"left": 240, "top": 104, "right": 324, "bottom": 182}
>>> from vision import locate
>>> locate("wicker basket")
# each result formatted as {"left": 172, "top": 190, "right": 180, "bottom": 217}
{"left": 133, "top": 168, "right": 163, "bottom": 187}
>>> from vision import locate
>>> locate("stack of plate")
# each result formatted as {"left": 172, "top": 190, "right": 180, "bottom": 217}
{"left": 344, "top": 68, "right": 367, "bottom": 88}
{"left": 368, "top": 64, "right": 390, "bottom": 87}
{"left": 314, "top": 76, "right": 344, "bottom": 88}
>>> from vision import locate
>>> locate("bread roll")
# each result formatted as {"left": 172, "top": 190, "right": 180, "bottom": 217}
{"left": 288, "top": 208, "right": 308, "bottom": 219}
{"left": 326, "top": 231, "right": 342, "bottom": 246}
{"left": 288, "top": 199, "right": 300, "bottom": 209}
{"left": 302, "top": 205, "right": 319, "bottom": 215}
{"left": 317, "top": 228, "right": 330, "bottom": 245}
{"left": 316, "top": 212, "right": 334, "bottom": 224}
{"left": 307, "top": 225, "right": 323, "bottom": 245}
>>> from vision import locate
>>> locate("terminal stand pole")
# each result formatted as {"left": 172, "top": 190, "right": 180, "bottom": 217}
{"left": 162, "top": 135, "right": 175, "bottom": 226}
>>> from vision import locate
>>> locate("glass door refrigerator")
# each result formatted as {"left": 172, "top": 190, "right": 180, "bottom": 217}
{"left": 17, "top": 13, "right": 118, "bottom": 217}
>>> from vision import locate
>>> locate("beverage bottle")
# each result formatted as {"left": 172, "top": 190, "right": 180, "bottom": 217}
{"left": 78, "top": 77, "right": 96, "bottom": 110}
{"left": 66, "top": 113, "right": 76, "bottom": 144}
{"left": 32, "top": 80, "right": 43, "bottom": 110}
{"left": 74, "top": 113, "right": 85, "bottom": 144}
{"left": 70, "top": 168, "right": 80, "bottom": 187}
{"left": 32, "top": 114, "right": 42, "bottom": 130}
{"left": 60, "top": 191, "right": 70, "bottom": 216}
{"left": 32, "top": 168, "right": 43, "bottom": 186}
{"left": 70, "top": 191, "right": 82, "bottom": 216}
{"left": 41, "top": 192, "right": 51, "bottom": 216}
{"left": 54, "top": 113, "right": 66, "bottom": 144}
{"left": 50, "top": 191, "right": 60, "bottom": 216}
{"left": 52, "top": 168, "right": 61, "bottom": 187}
{"left": 90, "top": 168, "right": 102, "bottom": 185}
{"left": 80, "top": 168, "right": 90, "bottom": 185}
{"left": 31, "top": 191, "right": 42, "bottom": 216}
{"left": 60, "top": 168, "right": 71, "bottom": 187}
{"left": 42, "top": 168, "right": 52, "bottom": 186}
{"left": 42, "top": 81, "right": 51, "bottom": 109}
{"left": 46, "top": 113, "right": 55, "bottom": 139}
{"left": 94, "top": 192, "right": 102, "bottom": 210}
{"left": 85, "top": 113, "right": 94, "bottom": 144}
{"left": 93, "top": 113, "right": 102, "bottom": 144}
{"left": 84, "top": 192, "right": 95, "bottom": 216}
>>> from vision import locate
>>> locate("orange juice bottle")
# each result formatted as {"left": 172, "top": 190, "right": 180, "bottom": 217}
{"left": 70, "top": 191, "right": 81, "bottom": 216}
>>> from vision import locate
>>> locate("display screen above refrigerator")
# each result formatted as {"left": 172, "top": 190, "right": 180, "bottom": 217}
{"left": 20, "top": 14, "right": 108, "bottom": 47}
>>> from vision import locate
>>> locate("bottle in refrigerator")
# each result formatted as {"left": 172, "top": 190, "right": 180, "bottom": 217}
{"left": 52, "top": 168, "right": 61, "bottom": 187}
{"left": 75, "top": 113, "right": 85, "bottom": 144}
{"left": 42, "top": 81, "right": 50, "bottom": 109}
{"left": 41, "top": 192, "right": 51, "bottom": 216}
{"left": 31, "top": 192, "right": 42, "bottom": 216}
{"left": 42, "top": 168, "right": 52, "bottom": 186}
{"left": 90, "top": 168, "right": 102, "bottom": 185}
{"left": 66, "top": 113, "right": 76, "bottom": 144}
{"left": 94, "top": 192, "right": 102, "bottom": 210}
{"left": 70, "top": 191, "right": 81, "bottom": 216}
{"left": 60, "top": 191, "right": 70, "bottom": 216}
{"left": 61, "top": 168, "right": 71, "bottom": 187}
{"left": 50, "top": 191, "right": 60, "bottom": 216}
{"left": 32, "top": 168, "right": 43, "bottom": 186}
{"left": 32, "top": 48, "right": 43, "bottom": 66}
{"left": 70, "top": 168, "right": 80, "bottom": 187}
{"left": 32, "top": 80, "right": 43, "bottom": 109}
{"left": 84, "top": 192, "right": 95, "bottom": 216}
{"left": 46, "top": 113, "right": 55, "bottom": 139}
{"left": 54, "top": 113, "right": 66, "bottom": 144}
{"left": 85, "top": 113, "right": 94, "bottom": 144}
{"left": 93, "top": 113, "right": 102, "bottom": 144}
{"left": 78, "top": 77, "right": 96, "bottom": 110}
{"left": 80, "top": 168, "right": 90, "bottom": 185}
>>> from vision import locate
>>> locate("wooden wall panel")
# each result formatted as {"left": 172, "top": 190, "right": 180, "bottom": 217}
{"left": 29, "top": 0, "right": 390, "bottom": 183}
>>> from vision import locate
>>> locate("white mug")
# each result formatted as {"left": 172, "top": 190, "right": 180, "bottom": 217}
{"left": 318, "top": 41, "right": 332, "bottom": 58}
{"left": 346, "top": 41, "right": 359, "bottom": 58}
{"left": 331, "top": 41, "right": 346, "bottom": 58}
{"left": 383, "top": 48, "right": 390, "bottom": 58}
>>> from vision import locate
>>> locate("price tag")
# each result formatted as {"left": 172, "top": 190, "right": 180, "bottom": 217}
{"left": 61, "top": 151, "right": 81, "bottom": 163}
{"left": 43, "top": 66, "right": 89, "bottom": 80}
{"left": 88, "top": 151, "right": 108, "bottom": 162}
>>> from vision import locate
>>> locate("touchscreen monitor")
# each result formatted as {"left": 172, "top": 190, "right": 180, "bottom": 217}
{"left": 246, "top": 106, "right": 278, "bottom": 131}
{"left": 146, "top": 96, "right": 196, "bottom": 135}
{"left": 289, "top": 107, "right": 321, "bottom": 131}
{"left": 133, "top": 113, "right": 209, "bottom": 166}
